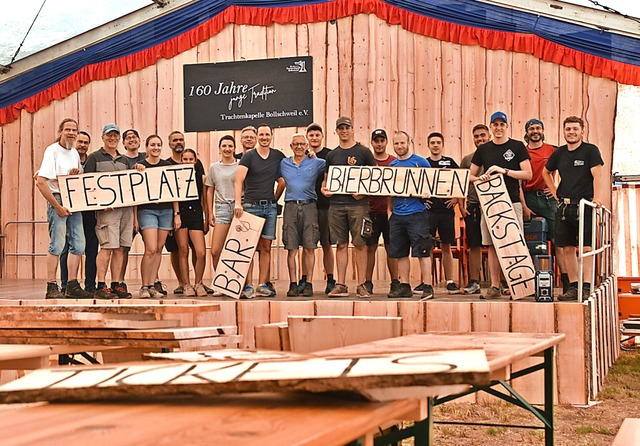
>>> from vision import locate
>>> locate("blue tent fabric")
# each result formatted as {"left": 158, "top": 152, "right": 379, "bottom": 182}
{"left": 1, "top": 0, "right": 639, "bottom": 114}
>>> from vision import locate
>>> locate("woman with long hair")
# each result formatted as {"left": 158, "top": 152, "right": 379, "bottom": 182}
{"left": 134, "top": 135, "right": 179, "bottom": 298}
{"left": 175, "top": 148, "right": 208, "bottom": 296}
{"left": 205, "top": 136, "right": 238, "bottom": 280}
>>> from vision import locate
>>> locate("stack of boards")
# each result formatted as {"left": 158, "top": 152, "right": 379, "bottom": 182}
{"left": 0, "top": 299, "right": 239, "bottom": 351}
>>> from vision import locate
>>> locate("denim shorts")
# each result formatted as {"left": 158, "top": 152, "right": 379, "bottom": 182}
{"left": 47, "top": 194, "right": 85, "bottom": 256}
{"left": 215, "top": 202, "right": 234, "bottom": 225}
{"left": 138, "top": 208, "right": 174, "bottom": 231}
{"left": 243, "top": 202, "right": 277, "bottom": 240}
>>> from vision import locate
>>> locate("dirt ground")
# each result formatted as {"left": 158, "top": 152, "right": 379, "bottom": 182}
{"left": 420, "top": 350, "right": 640, "bottom": 446}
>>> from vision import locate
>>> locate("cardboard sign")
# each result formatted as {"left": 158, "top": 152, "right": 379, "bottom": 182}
{"left": 0, "top": 349, "right": 490, "bottom": 404}
{"left": 211, "top": 211, "right": 265, "bottom": 299}
{"left": 326, "top": 166, "right": 469, "bottom": 198}
{"left": 58, "top": 165, "right": 198, "bottom": 212}
{"left": 475, "top": 174, "right": 536, "bottom": 299}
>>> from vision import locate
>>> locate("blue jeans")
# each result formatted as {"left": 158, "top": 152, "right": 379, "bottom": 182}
{"left": 61, "top": 211, "right": 98, "bottom": 290}
{"left": 47, "top": 194, "right": 85, "bottom": 256}
{"left": 243, "top": 202, "right": 277, "bottom": 240}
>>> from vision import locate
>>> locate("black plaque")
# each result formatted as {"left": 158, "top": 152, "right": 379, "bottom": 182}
{"left": 183, "top": 56, "right": 313, "bottom": 132}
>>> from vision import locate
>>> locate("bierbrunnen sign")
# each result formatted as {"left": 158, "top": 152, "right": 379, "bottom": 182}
{"left": 183, "top": 56, "right": 314, "bottom": 131}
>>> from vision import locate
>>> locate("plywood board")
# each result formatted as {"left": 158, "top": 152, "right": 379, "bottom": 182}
{"left": 211, "top": 212, "right": 265, "bottom": 299}
{"left": 58, "top": 165, "right": 198, "bottom": 212}
{"left": 0, "top": 319, "right": 179, "bottom": 330}
{"left": 0, "top": 300, "right": 220, "bottom": 314}
{"left": 144, "top": 349, "right": 304, "bottom": 362}
{"left": 475, "top": 174, "right": 536, "bottom": 299}
{"left": 556, "top": 302, "right": 588, "bottom": 405}
{"left": 269, "top": 301, "right": 315, "bottom": 323}
{"left": 0, "top": 326, "right": 236, "bottom": 341}
{"left": 398, "top": 301, "right": 426, "bottom": 335}
{"left": 237, "top": 300, "right": 270, "bottom": 349}
{"left": 314, "top": 300, "right": 354, "bottom": 316}
{"left": 0, "top": 348, "right": 490, "bottom": 404}
{"left": 612, "top": 418, "right": 640, "bottom": 446}
{"left": 426, "top": 302, "right": 472, "bottom": 332}
{"left": 0, "top": 335, "right": 241, "bottom": 349}
{"left": 254, "top": 322, "right": 290, "bottom": 351}
{"left": 326, "top": 166, "right": 469, "bottom": 198}
{"left": 288, "top": 316, "right": 402, "bottom": 353}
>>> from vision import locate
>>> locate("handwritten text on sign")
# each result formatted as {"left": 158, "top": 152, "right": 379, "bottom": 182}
{"left": 211, "top": 212, "right": 265, "bottom": 299}
{"left": 58, "top": 166, "right": 198, "bottom": 213}
{"left": 326, "top": 166, "right": 469, "bottom": 198}
{"left": 0, "top": 349, "right": 490, "bottom": 403}
{"left": 476, "top": 174, "right": 535, "bottom": 299}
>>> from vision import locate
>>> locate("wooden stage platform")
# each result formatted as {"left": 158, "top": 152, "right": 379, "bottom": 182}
{"left": 0, "top": 277, "right": 620, "bottom": 406}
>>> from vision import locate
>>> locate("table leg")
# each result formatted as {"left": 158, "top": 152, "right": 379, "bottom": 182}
{"left": 544, "top": 347, "right": 554, "bottom": 446}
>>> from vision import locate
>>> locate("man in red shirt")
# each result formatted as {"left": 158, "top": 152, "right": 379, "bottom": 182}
{"left": 520, "top": 118, "right": 568, "bottom": 291}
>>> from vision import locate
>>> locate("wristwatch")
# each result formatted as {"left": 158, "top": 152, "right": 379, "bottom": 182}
{"left": 174, "top": 211, "right": 180, "bottom": 216}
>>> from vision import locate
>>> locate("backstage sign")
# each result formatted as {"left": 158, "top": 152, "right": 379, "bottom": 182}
{"left": 326, "top": 166, "right": 469, "bottom": 198}
{"left": 58, "top": 166, "right": 198, "bottom": 212}
{"left": 183, "top": 56, "right": 313, "bottom": 132}
{"left": 475, "top": 174, "right": 536, "bottom": 300}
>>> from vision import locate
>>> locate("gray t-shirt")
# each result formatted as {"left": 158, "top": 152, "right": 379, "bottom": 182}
{"left": 205, "top": 162, "right": 238, "bottom": 204}
{"left": 460, "top": 152, "right": 482, "bottom": 206}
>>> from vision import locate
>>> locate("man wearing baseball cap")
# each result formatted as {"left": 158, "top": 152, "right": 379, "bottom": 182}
{"left": 83, "top": 123, "right": 133, "bottom": 299}
{"left": 364, "top": 128, "right": 398, "bottom": 296}
{"left": 470, "top": 112, "right": 532, "bottom": 299}
{"left": 320, "top": 116, "right": 377, "bottom": 298}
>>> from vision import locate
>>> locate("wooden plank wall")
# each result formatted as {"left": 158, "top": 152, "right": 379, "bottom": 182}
{"left": 613, "top": 185, "right": 640, "bottom": 277}
{"left": 0, "top": 14, "right": 618, "bottom": 280}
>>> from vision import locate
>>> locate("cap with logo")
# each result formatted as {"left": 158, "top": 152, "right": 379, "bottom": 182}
{"left": 490, "top": 111, "right": 508, "bottom": 124}
{"left": 102, "top": 123, "right": 121, "bottom": 135}
{"left": 122, "top": 129, "right": 140, "bottom": 139}
{"left": 336, "top": 116, "right": 353, "bottom": 128}
{"left": 371, "top": 129, "right": 388, "bottom": 140}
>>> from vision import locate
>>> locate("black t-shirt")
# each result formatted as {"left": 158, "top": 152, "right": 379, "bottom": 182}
{"left": 137, "top": 159, "right": 173, "bottom": 211}
{"left": 124, "top": 152, "right": 146, "bottom": 169}
{"left": 471, "top": 138, "right": 531, "bottom": 203}
{"left": 545, "top": 142, "right": 604, "bottom": 200}
{"left": 239, "top": 148, "right": 285, "bottom": 203}
{"left": 325, "top": 143, "right": 376, "bottom": 206}
{"left": 179, "top": 169, "right": 204, "bottom": 214}
{"left": 165, "top": 156, "right": 206, "bottom": 176}
{"left": 315, "top": 147, "right": 332, "bottom": 210}
{"left": 427, "top": 156, "right": 459, "bottom": 214}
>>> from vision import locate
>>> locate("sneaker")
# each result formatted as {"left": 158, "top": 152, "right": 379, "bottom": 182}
{"left": 95, "top": 286, "right": 117, "bottom": 300}
{"left": 287, "top": 283, "right": 299, "bottom": 297}
{"left": 500, "top": 280, "right": 511, "bottom": 295}
{"left": 462, "top": 280, "right": 481, "bottom": 295}
{"left": 390, "top": 280, "right": 400, "bottom": 295}
{"left": 184, "top": 285, "right": 196, "bottom": 297}
{"left": 481, "top": 286, "right": 502, "bottom": 300}
{"left": 388, "top": 283, "right": 413, "bottom": 298}
{"left": 148, "top": 287, "right": 163, "bottom": 299}
{"left": 302, "top": 282, "right": 314, "bottom": 297}
{"left": 446, "top": 281, "right": 461, "bottom": 294}
{"left": 328, "top": 283, "right": 349, "bottom": 298}
{"left": 194, "top": 283, "right": 207, "bottom": 297}
{"left": 174, "top": 285, "right": 184, "bottom": 295}
{"left": 139, "top": 286, "right": 151, "bottom": 298}
{"left": 325, "top": 278, "right": 337, "bottom": 294}
{"left": 356, "top": 284, "right": 372, "bottom": 298}
{"left": 45, "top": 282, "right": 65, "bottom": 299}
{"left": 558, "top": 286, "right": 579, "bottom": 301}
{"left": 202, "top": 283, "right": 215, "bottom": 295}
{"left": 363, "top": 280, "right": 374, "bottom": 294}
{"left": 421, "top": 284, "right": 435, "bottom": 300}
{"left": 241, "top": 285, "right": 254, "bottom": 299}
{"left": 413, "top": 283, "right": 426, "bottom": 293}
{"left": 65, "top": 280, "right": 94, "bottom": 299}
{"left": 265, "top": 281, "right": 277, "bottom": 297}
{"left": 113, "top": 283, "right": 132, "bottom": 299}
{"left": 255, "top": 283, "right": 273, "bottom": 297}
{"left": 154, "top": 281, "right": 168, "bottom": 296}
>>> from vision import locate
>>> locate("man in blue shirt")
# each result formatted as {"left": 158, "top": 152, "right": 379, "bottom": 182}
{"left": 387, "top": 131, "right": 434, "bottom": 299}
{"left": 280, "top": 134, "right": 326, "bottom": 297}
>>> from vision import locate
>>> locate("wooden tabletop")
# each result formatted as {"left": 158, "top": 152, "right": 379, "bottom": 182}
{"left": 314, "top": 332, "right": 565, "bottom": 374}
{"left": 0, "top": 393, "right": 420, "bottom": 446}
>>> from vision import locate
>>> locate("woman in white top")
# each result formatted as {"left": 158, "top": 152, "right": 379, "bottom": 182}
{"left": 205, "top": 135, "right": 239, "bottom": 270}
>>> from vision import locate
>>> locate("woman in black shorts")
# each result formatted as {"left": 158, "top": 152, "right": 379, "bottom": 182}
{"left": 175, "top": 148, "right": 208, "bottom": 296}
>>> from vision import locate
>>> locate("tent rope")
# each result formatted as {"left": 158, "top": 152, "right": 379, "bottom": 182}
{"left": 8, "top": 0, "right": 48, "bottom": 66}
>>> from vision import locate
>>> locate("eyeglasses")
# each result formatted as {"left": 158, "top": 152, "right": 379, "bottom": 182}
{"left": 291, "top": 143, "right": 307, "bottom": 147}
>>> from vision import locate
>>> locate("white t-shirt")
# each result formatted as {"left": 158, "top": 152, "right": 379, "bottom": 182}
{"left": 205, "top": 161, "right": 238, "bottom": 204}
{"left": 38, "top": 142, "right": 82, "bottom": 193}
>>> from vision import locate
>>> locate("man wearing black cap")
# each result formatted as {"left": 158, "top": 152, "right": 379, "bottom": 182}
{"left": 321, "top": 116, "right": 377, "bottom": 298}
{"left": 364, "top": 128, "right": 398, "bottom": 295}
{"left": 542, "top": 116, "right": 604, "bottom": 301}
{"left": 470, "top": 111, "right": 532, "bottom": 299}
{"left": 83, "top": 123, "right": 134, "bottom": 299}
{"left": 520, "top": 119, "right": 569, "bottom": 291}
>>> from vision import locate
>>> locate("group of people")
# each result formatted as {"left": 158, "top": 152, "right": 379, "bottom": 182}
{"left": 37, "top": 111, "right": 603, "bottom": 301}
